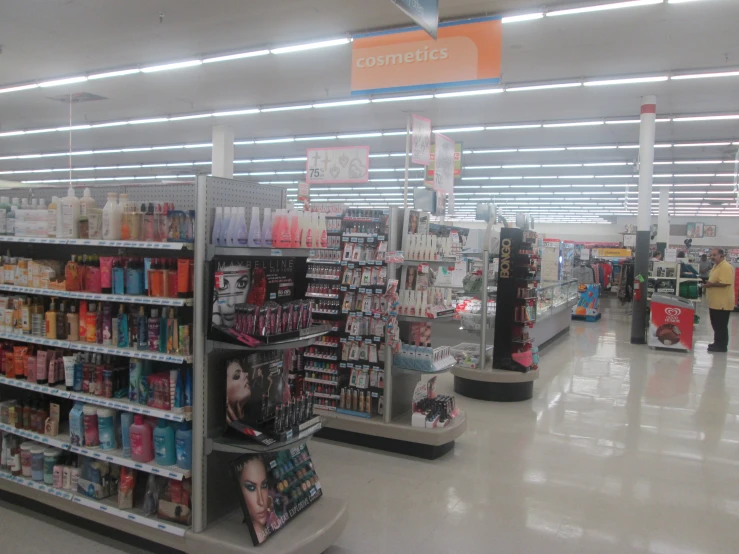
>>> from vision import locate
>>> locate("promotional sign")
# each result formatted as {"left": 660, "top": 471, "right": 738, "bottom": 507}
{"left": 581, "top": 248, "right": 591, "bottom": 260}
{"left": 592, "top": 248, "right": 632, "bottom": 258}
{"left": 648, "top": 296, "right": 695, "bottom": 351}
{"left": 230, "top": 444, "right": 323, "bottom": 546}
{"left": 305, "top": 146, "right": 369, "bottom": 184}
{"left": 664, "top": 248, "right": 677, "bottom": 263}
{"left": 573, "top": 284, "right": 600, "bottom": 317}
{"left": 392, "top": 0, "right": 439, "bottom": 39}
{"left": 433, "top": 132, "right": 455, "bottom": 196}
{"left": 623, "top": 234, "right": 636, "bottom": 248}
{"left": 411, "top": 114, "right": 431, "bottom": 165}
{"left": 424, "top": 142, "right": 463, "bottom": 183}
{"left": 351, "top": 17, "right": 502, "bottom": 95}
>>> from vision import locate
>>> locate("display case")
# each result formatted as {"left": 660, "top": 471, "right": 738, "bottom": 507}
{"left": 537, "top": 280, "right": 578, "bottom": 322}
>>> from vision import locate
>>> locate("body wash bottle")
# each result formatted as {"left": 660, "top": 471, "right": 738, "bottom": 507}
{"left": 129, "top": 414, "right": 154, "bottom": 463}
{"left": 153, "top": 420, "right": 176, "bottom": 466}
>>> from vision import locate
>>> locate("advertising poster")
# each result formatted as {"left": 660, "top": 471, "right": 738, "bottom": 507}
{"left": 411, "top": 114, "right": 432, "bottom": 165}
{"left": 230, "top": 444, "right": 322, "bottom": 546}
{"left": 305, "top": 146, "right": 369, "bottom": 184}
{"left": 424, "top": 142, "right": 463, "bottom": 182}
{"left": 432, "top": 132, "right": 455, "bottom": 196}
{"left": 686, "top": 222, "right": 704, "bottom": 239}
{"left": 225, "top": 351, "right": 287, "bottom": 427}
{"left": 573, "top": 284, "right": 600, "bottom": 317}
{"left": 210, "top": 256, "right": 296, "bottom": 331}
{"left": 648, "top": 301, "right": 694, "bottom": 351}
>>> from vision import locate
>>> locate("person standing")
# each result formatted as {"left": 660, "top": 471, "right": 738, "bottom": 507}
{"left": 704, "top": 248, "right": 735, "bottom": 352}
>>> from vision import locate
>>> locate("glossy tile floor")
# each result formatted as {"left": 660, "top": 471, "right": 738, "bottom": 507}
{"left": 3, "top": 298, "right": 738, "bottom": 554}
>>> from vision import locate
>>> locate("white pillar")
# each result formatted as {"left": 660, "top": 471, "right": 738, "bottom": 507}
{"left": 212, "top": 125, "right": 234, "bottom": 179}
{"left": 637, "top": 96, "right": 657, "bottom": 233}
{"left": 657, "top": 188, "right": 670, "bottom": 245}
{"left": 631, "top": 95, "right": 657, "bottom": 344}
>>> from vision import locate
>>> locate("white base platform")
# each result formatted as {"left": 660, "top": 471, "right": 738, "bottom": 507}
{"left": 185, "top": 497, "right": 348, "bottom": 554}
{"left": 451, "top": 365, "right": 539, "bottom": 383}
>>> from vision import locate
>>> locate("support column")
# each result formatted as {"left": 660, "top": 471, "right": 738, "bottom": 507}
{"left": 212, "top": 125, "right": 234, "bottom": 179}
{"left": 631, "top": 96, "right": 657, "bottom": 344}
{"left": 656, "top": 187, "right": 670, "bottom": 256}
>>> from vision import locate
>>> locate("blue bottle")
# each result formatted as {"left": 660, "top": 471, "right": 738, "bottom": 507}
{"left": 153, "top": 420, "right": 176, "bottom": 466}
{"left": 175, "top": 421, "right": 192, "bottom": 470}
{"left": 120, "top": 412, "right": 134, "bottom": 458}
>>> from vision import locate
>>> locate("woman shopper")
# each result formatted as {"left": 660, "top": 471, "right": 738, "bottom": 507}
{"left": 704, "top": 248, "right": 735, "bottom": 352}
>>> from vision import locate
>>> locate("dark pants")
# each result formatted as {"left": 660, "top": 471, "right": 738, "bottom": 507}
{"left": 709, "top": 308, "right": 731, "bottom": 349}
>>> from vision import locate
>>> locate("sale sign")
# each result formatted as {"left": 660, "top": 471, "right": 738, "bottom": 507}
{"left": 305, "top": 146, "right": 369, "bottom": 184}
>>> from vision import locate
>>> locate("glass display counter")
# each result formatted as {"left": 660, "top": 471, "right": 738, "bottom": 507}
{"left": 532, "top": 279, "right": 578, "bottom": 346}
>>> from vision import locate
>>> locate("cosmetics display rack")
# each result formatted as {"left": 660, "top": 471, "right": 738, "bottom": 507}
{"left": 197, "top": 177, "right": 347, "bottom": 553}
{"left": 0, "top": 183, "right": 199, "bottom": 549}
{"left": 315, "top": 207, "right": 467, "bottom": 460}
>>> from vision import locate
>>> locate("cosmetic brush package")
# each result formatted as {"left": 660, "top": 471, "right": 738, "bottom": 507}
{"left": 230, "top": 443, "right": 322, "bottom": 546}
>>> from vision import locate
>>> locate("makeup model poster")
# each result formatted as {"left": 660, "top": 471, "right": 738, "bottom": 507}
{"left": 210, "top": 256, "right": 296, "bottom": 332}
{"left": 230, "top": 444, "right": 323, "bottom": 546}
{"left": 226, "top": 351, "right": 288, "bottom": 427}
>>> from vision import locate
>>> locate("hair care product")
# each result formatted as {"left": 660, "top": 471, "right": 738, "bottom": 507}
{"left": 45, "top": 299, "right": 57, "bottom": 339}
{"left": 97, "top": 407, "right": 116, "bottom": 451}
{"left": 117, "top": 305, "right": 128, "bottom": 348}
{"left": 79, "top": 300, "right": 87, "bottom": 341}
{"left": 262, "top": 208, "right": 272, "bottom": 247}
{"left": 59, "top": 187, "right": 80, "bottom": 238}
{"left": 102, "top": 303, "right": 113, "bottom": 345}
{"left": 212, "top": 206, "right": 223, "bottom": 245}
{"left": 30, "top": 445, "right": 44, "bottom": 481}
{"left": 99, "top": 257, "right": 114, "bottom": 293}
{"left": 148, "top": 309, "right": 160, "bottom": 352}
{"left": 79, "top": 187, "right": 96, "bottom": 216}
{"left": 137, "top": 306, "right": 148, "bottom": 350}
{"left": 47, "top": 196, "right": 58, "bottom": 238}
{"left": 153, "top": 419, "right": 176, "bottom": 466}
{"left": 63, "top": 355, "right": 75, "bottom": 390}
{"left": 129, "top": 414, "right": 154, "bottom": 463}
{"left": 82, "top": 404, "right": 100, "bottom": 447}
{"left": 66, "top": 305, "right": 79, "bottom": 342}
{"left": 85, "top": 303, "right": 97, "bottom": 343}
{"left": 54, "top": 301, "right": 66, "bottom": 340}
{"left": 248, "top": 207, "right": 261, "bottom": 247}
{"left": 175, "top": 422, "right": 192, "bottom": 470}
{"left": 120, "top": 412, "right": 134, "bottom": 458}
{"left": 112, "top": 262, "right": 125, "bottom": 294}
{"left": 318, "top": 213, "right": 328, "bottom": 248}
{"left": 102, "top": 193, "right": 118, "bottom": 240}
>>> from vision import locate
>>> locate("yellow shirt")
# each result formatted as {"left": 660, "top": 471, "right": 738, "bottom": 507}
{"left": 707, "top": 259, "right": 735, "bottom": 310}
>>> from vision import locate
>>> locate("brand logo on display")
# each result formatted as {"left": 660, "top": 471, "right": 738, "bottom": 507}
{"left": 665, "top": 308, "right": 682, "bottom": 317}
{"left": 500, "top": 238, "right": 511, "bottom": 279}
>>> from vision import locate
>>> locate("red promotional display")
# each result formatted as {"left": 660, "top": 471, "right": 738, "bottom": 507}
{"left": 648, "top": 294, "right": 695, "bottom": 352}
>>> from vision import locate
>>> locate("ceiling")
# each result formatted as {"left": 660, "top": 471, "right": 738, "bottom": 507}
{"left": 1, "top": 0, "right": 739, "bottom": 222}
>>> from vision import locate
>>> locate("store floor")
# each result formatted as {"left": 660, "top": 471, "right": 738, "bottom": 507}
{"left": 3, "top": 297, "right": 739, "bottom": 554}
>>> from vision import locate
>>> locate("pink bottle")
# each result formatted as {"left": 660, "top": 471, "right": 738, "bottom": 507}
{"left": 290, "top": 211, "right": 300, "bottom": 248}
{"left": 129, "top": 414, "right": 154, "bottom": 463}
{"left": 273, "top": 210, "right": 286, "bottom": 248}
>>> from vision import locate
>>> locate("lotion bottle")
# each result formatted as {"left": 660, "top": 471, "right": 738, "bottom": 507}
{"left": 47, "top": 196, "right": 58, "bottom": 238}
{"left": 60, "top": 187, "right": 80, "bottom": 238}
{"left": 79, "top": 187, "right": 96, "bottom": 217}
{"left": 153, "top": 419, "right": 176, "bottom": 466}
{"left": 102, "top": 193, "right": 118, "bottom": 240}
{"left": 129, "top": 414, "right": 154, "bottom": 463}
{"left": 318, "top": 213, "right": 328, "bottom": 249}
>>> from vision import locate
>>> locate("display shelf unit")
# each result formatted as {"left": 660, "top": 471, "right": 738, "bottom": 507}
{"left": 0, "top": 182, "right": 199, "bottom": 547}
{"left": 209, "top": 422, "right": 322, "bottom": 454}
{"left": 316, "top": 208, "right": 467, "bottom": 460}
{"left": 199, "top": 177, "right": 347, "bottom": 549}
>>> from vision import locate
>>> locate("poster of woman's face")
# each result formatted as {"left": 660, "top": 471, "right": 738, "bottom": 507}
{"left": 226, "top": 352, "right": 288, "bottom": 426}
{"left": 231, "top": 445, "right": 323, "bottom": 546}
{"left": 213, "top": 261, "right": 252, "bottom": 328}
{"left": 705, "top": 225, "right": 717, "bottom": 238}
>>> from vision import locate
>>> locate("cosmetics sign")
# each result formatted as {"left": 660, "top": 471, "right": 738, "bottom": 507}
{"left": 305, "top": 146, "right": 369, "bottom": 184}
{"left": 230, "top": 444, "right": 323, "bottom": 546}
{"left": 412, "top": 114, "right": 432, "bottom": 165}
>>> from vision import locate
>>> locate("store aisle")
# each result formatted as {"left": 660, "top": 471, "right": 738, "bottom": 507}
{"left": 315, "top": 298, "right": 739, "bottom": 554}
{"left": 3, "top": 298, "right": 739, "bottom": 554}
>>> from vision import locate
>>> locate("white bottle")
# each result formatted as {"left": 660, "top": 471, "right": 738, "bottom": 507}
{"left": 38, "top": 199, "right": 46, "bottom": 211}
{"left": 218, "top": 207, "right": 231, "bottom": 246}
{"left": 300, "top": 212, "right": 309, "bottom": 248}
{"left": 60, "top": 186, "right": 81, "bottom": 238}
{"left": 212, "top": 207, "right": 223, "bottom": 245}
{"left": 236, "top": 207, "right": 249, "bottom": 245}
{"left": 79, "top": 187, "right": 96, "bottom": 216}
{"left": 8, "top": 198, "right": 19, "bottom": 236}
{"left": 262, "top": 208, "right": 272, "bottom": 247}
{"left": 248, "top": 207, "right": 262, "bottom": 247}
{"left": 102, "top": 192, "right": 120, "bottom": 240}
{"left": 31, "top": 198, "right": 38, "bottom": 210}
{"left": 116, "top": 194, "right": 126, "bottom": 234}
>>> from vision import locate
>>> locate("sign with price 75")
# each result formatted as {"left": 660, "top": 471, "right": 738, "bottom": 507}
{"left": 306, "top": 146, "right": 370, "bottom": 184}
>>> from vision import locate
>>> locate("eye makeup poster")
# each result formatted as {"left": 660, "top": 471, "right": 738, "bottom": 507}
{"left": 210, "top": 256, "right": 296, "bottom": 332}
{"left": 230, "top": 444, "right": 322, "bottom": 546}
{"left": 226, "top": 351, "right": 287, "bottom": 426}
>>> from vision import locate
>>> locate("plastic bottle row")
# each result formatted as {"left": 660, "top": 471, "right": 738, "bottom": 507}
{"left": 2, "top": 253, "right": 193, "bottom": 298}
{"left": 0, "top": 439, "right": 192, "bottom": 526}
{"left": 0, "top": 189, "right": 195, "bottom": 242}
{"left": 1, "top": 355, "right": 192, "bottom": 413}
{"left": 0, "top": 295, "right": 191, "bottom": 354}
{"left": 212, "top": 207, "right": 329, "bottom": 249}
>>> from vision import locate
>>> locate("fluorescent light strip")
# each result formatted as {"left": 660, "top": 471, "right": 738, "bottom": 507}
{"left": 506, "top": 82, "right": 582, "bottom": 92}
{"left": 502, "top": 12, "right": 545, "bottom": 23}
{"left": 371, "top": 95, "right": 434, "bottom": 103}
{"left": 38, "top": 76, "right": 88, "bottom": 88}
{"left": 435, "top": 88, "right": 504, "bottom": 98}
{"left": 261, "top": 105, "right": 313, "bottom": 113}
{"left": 584, "top": 75, "right": 668, "bottom": 86}
{"left": 0, "top": 84, "right": 39, "bottom": 94}
{"left": 88, "top": 69, "right": 141, "bottom": 80}
{"left": 203, "top": 50, "right": 270, "bottom": 64}
{"left": 547, "top": 1, "right": 663, "bottom": 17}
{"left": 141, "top": 60, "right": 203, "bottom": 73}
{"left": 271, "top": 38, "right": 350, "bottom": 55}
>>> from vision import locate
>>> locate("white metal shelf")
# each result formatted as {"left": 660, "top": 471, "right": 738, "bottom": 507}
{"left": 69, "top": 444, "right": 191, "bottom": 480}
{"left": 0, "top": 284, "right": 192, "bottom": 307}
{"left": 0, "top": 422, "right": 71, "bottom": 450}
{"left": 0, "top": 375, "right": 191, "bottom": 422}
{"left": 0, "top": 236, "right": 191, "bottom": 250}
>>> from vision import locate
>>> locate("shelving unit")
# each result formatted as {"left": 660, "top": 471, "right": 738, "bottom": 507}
{"left": 0, "top": 183, "right": 198, "bottom": 549}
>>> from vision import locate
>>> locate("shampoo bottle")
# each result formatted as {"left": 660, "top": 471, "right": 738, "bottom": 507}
{"left": 153, "top": 420, "right": 176, "bottom": 466}
{"left": 175, "top": 422, "right": 192, "bottom": 470}
{"left": 129, "top": 414, "right": 154, "bottom": 463}
{"left": 262, "top": 208, "right": 272, "bottom": 247}
{"left": 120, "top": 412, "right": 134, "bottom": 458}
{"left": 248, "top": 207, "right": 261, "bottom": 247}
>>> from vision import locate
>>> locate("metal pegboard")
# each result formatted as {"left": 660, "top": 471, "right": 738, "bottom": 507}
{"left": 1, "top": 183, "right": 198, "bottom": 211}
{"left": 204, "top": 176, "right": 285, "bottom": 243}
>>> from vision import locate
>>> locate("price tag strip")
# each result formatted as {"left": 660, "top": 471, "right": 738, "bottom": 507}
{"left": 0, "top": 284, "right": 191, "bottom": 307}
